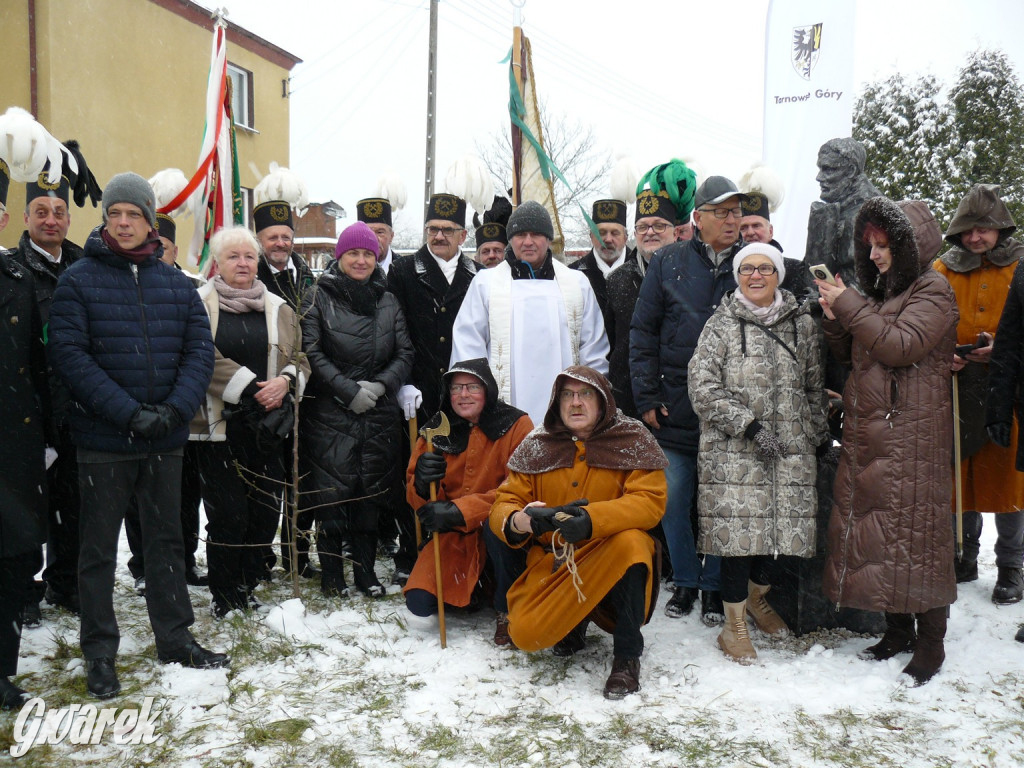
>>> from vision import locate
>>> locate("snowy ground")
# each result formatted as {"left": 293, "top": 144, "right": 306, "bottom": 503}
{"left": 3, "top": 522, "right": 1023, "bottom": 767}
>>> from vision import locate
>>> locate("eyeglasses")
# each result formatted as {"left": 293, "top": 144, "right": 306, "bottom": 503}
{"left": 449, "top": 382, "right": 484, "bottom": 394}
{"left": 698, "top": 207, "right": 743, "bottom": 220}
{"left": 737, "top": 263, "right": 778, "bottom": 276}
{"left": 635, "top": 222, "right": 673, "bottom": 235}
{"left": 559, "top": 387, "right": 598, "bottom": 402}
{"left": 426, "top": 225, "right": 463, "bottom": 238}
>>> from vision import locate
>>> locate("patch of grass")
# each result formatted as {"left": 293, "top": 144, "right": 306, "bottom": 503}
{"left": 243, "top": 716, "right": 312, "bottom": 745}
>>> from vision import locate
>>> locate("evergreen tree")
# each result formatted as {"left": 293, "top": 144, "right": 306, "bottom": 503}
{"left": 949, "top": 48, "right": 1024, "bottom": 225}
{"left": 853, "top": 47, "right": 1024, "bottom": 228}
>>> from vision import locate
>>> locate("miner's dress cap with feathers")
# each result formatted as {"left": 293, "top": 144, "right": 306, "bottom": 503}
{"left": 253, "top": 201, "right": 293, "bottom": 233}
{"left": 357, "top": 198, "right": 392, "bottom": 228}
{"left": 426, "top": 193, "right": 466, "bottom": 227}
{"left": 475, "top": 222, "right": 507, "bottom": 247}
{"left": 634, "top": 190, "right": 677, "bottom": 225}
{"left": 156, "top": 213, "right": 176, "bottom": 244}
{"left": 741, "top": 193, "right": 771, "bottom": 221}
{"left": 26, "top": 167, "right": 70, "bottom": 206}
{"left": 591, "top": 199, "right": 626, "bottom": 227}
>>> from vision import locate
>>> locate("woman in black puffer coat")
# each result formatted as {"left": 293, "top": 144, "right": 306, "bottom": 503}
{"left": 300, "top": 222, "right": 413, "bottom": 597}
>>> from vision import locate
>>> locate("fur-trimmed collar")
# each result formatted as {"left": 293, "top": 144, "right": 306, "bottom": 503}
{"left": 853, "top": 197, "right": 920, "bottom": 301}
{"left": 938, "top": 238, "right": 1024, "bottom": 273}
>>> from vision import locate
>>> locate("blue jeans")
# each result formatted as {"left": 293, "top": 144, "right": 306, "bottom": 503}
{"left": 663, "top": 448, "right": 720, "bottom": 591}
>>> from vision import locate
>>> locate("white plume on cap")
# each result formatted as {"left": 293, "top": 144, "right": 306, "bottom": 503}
{"left": 739, "top": 162, "right": 785, "bottom": 212}
{"left": 681, "top": 155, "right": 705, "bottom": 188}
{"left": 609, "top": 155, "right": 640, "bottom": 204}
{"left": 374, "top": 171, "right": 407, "bottom": 211}
{"left": 254, "top": 162, "right": 309, "bottom": 216}
{"left": 444, "top": 154, "right": 494, "bottom": 216}
{"left": 148, "top": 168, "right": 194, "bottom": 219}
{"left": 0, "top": 107, "right": 77, "bottom": 183}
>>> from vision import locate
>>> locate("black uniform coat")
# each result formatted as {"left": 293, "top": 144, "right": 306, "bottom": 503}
{"left": 605, "top": 255, "right": 646, "bottom": 417}
{"left": 299, "top": 263, "right": 414, "bottom": 515}
{"left": 0, "top": 250, "right": 49, "bottom": 557}
{"left": 257, "top": 251, "right": 316, "bottom": 312}
{"left": 570, "top": 248, "right": 625, "bottom": 348}
{"left": 387, "top": 245, "right": 479, "bottom": 418}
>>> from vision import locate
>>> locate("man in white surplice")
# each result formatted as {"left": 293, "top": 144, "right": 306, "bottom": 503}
{"left": 450, "top": 200, "right": 609, "bottom": 425}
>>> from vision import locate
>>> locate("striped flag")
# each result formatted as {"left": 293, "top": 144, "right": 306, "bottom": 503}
{"left": 158, "top": 14, "right": 242, "bottom": 277}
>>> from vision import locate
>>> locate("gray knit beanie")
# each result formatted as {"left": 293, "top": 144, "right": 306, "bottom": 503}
{"left": 506, "top": 200, "right": 554, "bottom": 240}
{"left": 102, "top": 172, "right": 157, "bottom": 227}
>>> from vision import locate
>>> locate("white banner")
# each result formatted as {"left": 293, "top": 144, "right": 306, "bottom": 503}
{"left": 762, "top": 0, "right": 857, "bottom": 260}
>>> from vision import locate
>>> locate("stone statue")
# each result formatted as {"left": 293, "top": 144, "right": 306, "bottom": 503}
{"left": 805, "top": 138, "right": 881, "bottom": 288}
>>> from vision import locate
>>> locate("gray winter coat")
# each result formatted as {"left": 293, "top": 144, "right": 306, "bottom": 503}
{"left": 689, "top": 290, "right": 828, "bottom": 558}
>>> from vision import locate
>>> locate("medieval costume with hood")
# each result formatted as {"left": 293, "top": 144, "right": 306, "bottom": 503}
{"left": 821, "top": 197, "right": 958, "bottom": 686}
{"left": 403, "top": 358, "right": 533, "bottom": 614}
{"left": 489, "top": 366, "right": 667, "bottom": 698}
{"left": 935, "top": 184, "right": 1024, "bottom": 601}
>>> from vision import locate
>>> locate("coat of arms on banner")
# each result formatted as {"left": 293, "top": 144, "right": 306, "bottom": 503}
{"left": 791, "top": 23, "right": 822, "bottom": 80}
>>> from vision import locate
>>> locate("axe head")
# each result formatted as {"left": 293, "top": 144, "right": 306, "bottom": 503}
{"left": 420, "top": 411, "right": 451, "bottom": 447}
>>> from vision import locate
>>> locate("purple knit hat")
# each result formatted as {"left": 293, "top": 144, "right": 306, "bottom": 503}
{"left": 335, "top": 221, "right": 381, "bottom": 259}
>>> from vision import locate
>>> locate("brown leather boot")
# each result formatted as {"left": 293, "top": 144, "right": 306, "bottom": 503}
{"left": 603, "top": 656, "right": 640, "bottom": 699}
{"left": 902, "top": 607, "right": 946, "bottom": 686}
{"left": 858, "top": 612, "right": 916, "bottom": 661}
{"left": 718, "top": 600, "right": 756, "bottom": 664}
{"left": 746, "top": 581, "right": 790, "bottom": 637}
{"left": 494, "top": 612, "right": 515, "bottom": 648}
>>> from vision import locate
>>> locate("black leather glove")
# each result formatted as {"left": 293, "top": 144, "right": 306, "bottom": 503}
{"left": 416, "top": 500, "right": 465, "bottom": 533}
{"left": 525, "top": 506, "right": 559, "bottom": 536}
{"left": 129, "top": 404, "right": 163, "bottom": 438}
{"left": 130, "top": 403, "right": 181, "bottom": 439}
{"left": 988, "top": 422, "right": 1012, "bottom": 448}
{"left": 414, "top": 451, "right": 447, "bottom": 498}
{"left": 554, "top": 503, "right": 592, "bottom": 544}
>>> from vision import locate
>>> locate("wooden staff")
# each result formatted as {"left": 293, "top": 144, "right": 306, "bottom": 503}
{"left": 952, "top": 371, "right": 964, "bottom": 560}
{"left": 426, "top": 429, "right": 447, "bottom": 649}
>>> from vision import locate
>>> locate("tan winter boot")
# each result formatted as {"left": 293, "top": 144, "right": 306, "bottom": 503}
{"left": 718, "top": 600, "right": 757, "bottom": 665}
{"left": 746, "top": 581, "right": 791, "bottom": 637}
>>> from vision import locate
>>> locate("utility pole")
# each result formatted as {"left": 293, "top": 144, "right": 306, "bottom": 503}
{"left": 423, "top": 0, "right": 439, "bottom": 220}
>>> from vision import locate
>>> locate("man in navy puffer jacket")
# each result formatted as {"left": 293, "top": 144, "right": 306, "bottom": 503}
{"left": 49, "top": 173, "right": 227, "bottom": 699}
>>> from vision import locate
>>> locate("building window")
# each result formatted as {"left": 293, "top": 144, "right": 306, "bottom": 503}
{"left": 227, "top": 63, "right": 254, "bottom": 129}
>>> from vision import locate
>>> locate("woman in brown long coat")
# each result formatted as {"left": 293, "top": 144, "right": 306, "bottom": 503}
{"left": 815, "top": 198, "right": 958, "bottom": 686}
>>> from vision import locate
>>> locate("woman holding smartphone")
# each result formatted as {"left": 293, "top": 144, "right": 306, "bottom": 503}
{"left": 815, "top": 198, "right": 958, "bottom": 686}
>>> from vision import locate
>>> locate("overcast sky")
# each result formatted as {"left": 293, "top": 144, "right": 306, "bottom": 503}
{"left": 200, "top": 0, "right": 1024, "bottom": 240}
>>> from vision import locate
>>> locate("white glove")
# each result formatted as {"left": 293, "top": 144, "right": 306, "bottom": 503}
{"left": 398, "top": 384, "right": 423, "bottom": 420}
{"left": 45, "top": 447, "right": 59, "bottom": 469}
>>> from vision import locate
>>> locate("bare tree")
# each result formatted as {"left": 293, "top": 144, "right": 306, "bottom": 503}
{"left": 475, "top": 103, "right": 612, "bottom": 249}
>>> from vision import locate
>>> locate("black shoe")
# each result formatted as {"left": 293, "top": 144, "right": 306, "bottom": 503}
{"left": 321, "top": 571, "right": 352, "bottom": 598}
{"left": 185, "top": 566, "right": 209, "bottom": 587}
{"left": 701, "top": 590, "right": 725, "bottom": 627}
{"left": 954, "top": 557, "right": 978, "bottom": 583}
{"left": 0, "top": 677, "right": 28, "bottom": 709}
{"left": 664, "top": 586, "right": 698, "bottom": 618}
{"left": 86, "top": 657, "right": 121, "bottom": 699}
{"left": 45, "top": 584, "right": 80, "bottom": 614}
{"left": 392, "top": 569, "right": 411, "bottom": 587}
{"left": 1016, "top": 624, "right": 1024, "bottom": 643}
{"left": 552, "top": 621, "right": 589, "bottom": 657}
{"left": 21, "top": 600, "right": 42, "bottom": 629}
{"left": 992, "top": 566, "right": 1024, "bottom": 605}
{"left": 158, "top": 640, "right": 230, "bottom": 669}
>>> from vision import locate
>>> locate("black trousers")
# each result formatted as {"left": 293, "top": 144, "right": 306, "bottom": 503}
{"left": 720, "top": 555, "right": 775, "bottom": 603}
{"left": 77, "top": 451, "right": 195, "bottom": 659}
{"left": 0, "top": 551, "right": 42, "bottom": 676}
{"left": 125, "top": 440, "right": 202, "bottom": 577}
{"left": 604, "top": 563, "right": 647, "bottom": 659}
{"left": 483, "top": 524, "right": 528, "bottom": 613}
{"left": 42, "top": 427, "right": 80, "bottom": 596}
{"left": 197, "top": 439, "right": 283, "bottom": 610}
